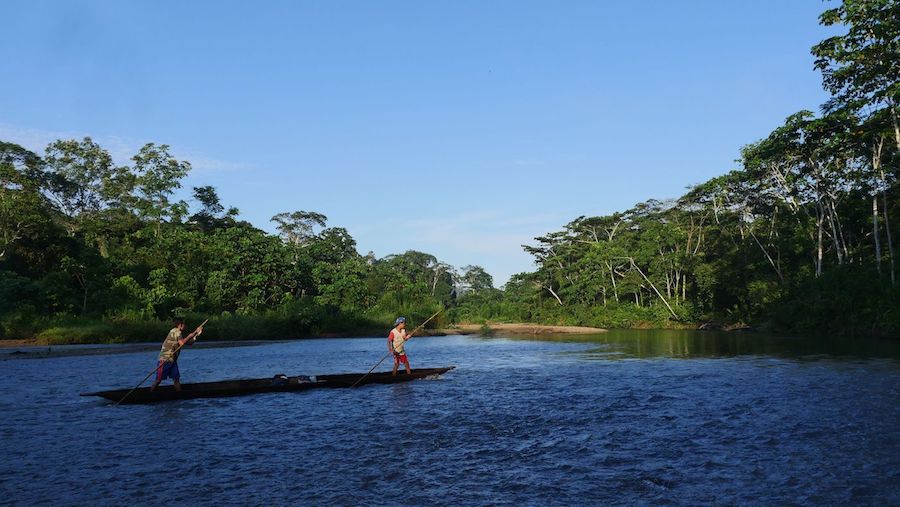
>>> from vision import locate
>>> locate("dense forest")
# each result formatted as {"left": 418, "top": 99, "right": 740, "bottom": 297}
{"left": 1, "top": 0, "right": 898, "bottom": 342}
{"left": 0, "top": 138, "right": 494, "bottom": 341}
{"left": 457, "top": 0, "right": 900, "bottom": 336}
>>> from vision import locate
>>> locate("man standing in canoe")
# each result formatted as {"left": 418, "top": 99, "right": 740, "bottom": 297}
{"left": 388, "top": 317, "right": 412, "bottom": 376}
{"left": 151, "top": 318, "right": 204, "bottom": 392}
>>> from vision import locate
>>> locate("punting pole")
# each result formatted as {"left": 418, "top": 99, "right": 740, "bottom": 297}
{"left": 114, "top": 319, "right": 208, "bottom": 406}
{"left": 350, "top": 308, "right": 444, "bottom": 388}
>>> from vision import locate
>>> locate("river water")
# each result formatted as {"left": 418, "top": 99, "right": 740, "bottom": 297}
{"left": 1, "top": 330, "right": 899, "bottom": 505}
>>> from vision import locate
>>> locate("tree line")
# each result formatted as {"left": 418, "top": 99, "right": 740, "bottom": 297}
{"left": 459, "top": 0, "right": 899, "bottom": 336}
{"left": 2, "top": 0, "right": 896, "bottom": 341}
{"left": 0, "top": 139, "right": 494, "bottom": 341}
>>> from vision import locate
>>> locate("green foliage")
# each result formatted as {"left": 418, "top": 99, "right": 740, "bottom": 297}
{"left": 1, "top": 1, "right": 897, "bottom": 341}
{"left": 313, "top": 257, "right": 369, "bottom": 310}
{"left": 446, "top": 0, "right": 900, "bottom": 337}
{"left": 43, "top": 137, "right": 129, "bottom": 222}
{"left": 460, "top": 265, "right": 494, "bottom": 293}
{"left": 131, "top": 143, "right": 190, "bottom": 235}
{"left": 0, "top": 138, "right": 459, "bottom": 342}
{"left": 270, "top": 211, "right": 328, "bottom": 245}
{"left": 770, "top": 267, "right": 900, "bottom": 336}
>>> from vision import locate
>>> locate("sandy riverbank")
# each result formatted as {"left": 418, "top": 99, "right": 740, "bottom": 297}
{"left": 430, "top": 323, "right": 607, "bottom": 336}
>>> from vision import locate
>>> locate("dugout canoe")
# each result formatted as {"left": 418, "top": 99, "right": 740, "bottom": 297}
{"left": 81, "top": 366, "right": 455, "bottom": 405}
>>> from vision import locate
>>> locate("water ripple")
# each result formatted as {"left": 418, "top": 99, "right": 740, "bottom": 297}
{"left": 1, "top": 334, "right": 899, "bottom": 505}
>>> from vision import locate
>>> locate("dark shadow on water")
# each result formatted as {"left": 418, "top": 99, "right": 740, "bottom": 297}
{"left": 487, "top": 329, "right": 900, "bottom": 360}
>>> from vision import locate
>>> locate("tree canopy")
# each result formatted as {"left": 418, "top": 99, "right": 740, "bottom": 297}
{"left": 1, "top": 0, "right": 897, "bottom": 340}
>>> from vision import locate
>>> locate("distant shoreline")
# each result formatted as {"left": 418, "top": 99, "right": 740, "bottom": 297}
{"left": 0, "top": 339, "right": 290, "bottom": 359}
{"left": 431, "top": 323, "right": 608, "bottom": 335}
{"left": 0, "top": 322, "right": 610, "bottom": 353}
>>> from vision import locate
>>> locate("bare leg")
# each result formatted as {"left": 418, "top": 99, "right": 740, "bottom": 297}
{"left": 392, "top": 357, "right": 399, "bottom": 376}
{"left": 405, "top": 361, "right": 411, "bottom": 375}
{"left": 150, "top": 363, "right": 162, "bottom": 392}
{"left": 174, "top": 379, "right": 182, "bottom": 392}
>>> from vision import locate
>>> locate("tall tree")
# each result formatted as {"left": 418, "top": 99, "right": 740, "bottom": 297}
{"left": 813, "top": 0, "right": 900, "bottom": 148}
{"left": 814, "top": 0, "right": 900, "bottom": 282}
{"left": 0, "top": 143, "right": 52, "bottom": 261}
{"left": 460, "top": 265, "right": 494, "bottom": 293}
{"left": 189, "top": 185, "right": 238, "bottom": 231}
{"left": 271, "top": 211, "right": 327, "bottom": 245}
{"left": 43, "top": 137, "right": 130, "bottom": 234}
{"left": 132, "top": 143, "right": 191, "bottom": 237}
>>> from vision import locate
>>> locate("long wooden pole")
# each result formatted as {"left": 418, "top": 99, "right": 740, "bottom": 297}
{"left": 350, "top": 309, "right": 444, "bottom": 388}
{"left": 114, "top": 319, "right": 208, "bottom": 406}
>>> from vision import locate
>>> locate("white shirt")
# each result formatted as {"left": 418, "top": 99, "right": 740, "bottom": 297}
{"left": 389, "top": 328, "right": 408, "bottom": 354}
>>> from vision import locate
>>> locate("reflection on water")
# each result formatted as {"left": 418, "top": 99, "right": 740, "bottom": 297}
{"left": 490, "top": 329, "right": 900, "bottom": 360}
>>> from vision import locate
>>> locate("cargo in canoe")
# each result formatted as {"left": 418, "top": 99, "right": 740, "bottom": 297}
{"left": 81, "top": 366, "right": 455, "bottom": 404}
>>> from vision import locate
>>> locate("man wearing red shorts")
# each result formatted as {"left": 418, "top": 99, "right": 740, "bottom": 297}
{"left": 388, "top": 317, "right": 412, "bottom": 375}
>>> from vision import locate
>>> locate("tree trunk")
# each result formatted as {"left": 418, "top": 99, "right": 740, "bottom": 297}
{"left": 826, "top": 201, "right": 843, "bottom": 265}
{"left": 891, "top": 101, "right": 900, "bottom": 151}
{"left": 883, "top": 188, "right": 895, "bottom": 285}
{"left": 816, "top": 203, "right": 824, "bottom": 278}
{"left": 831, "top": 200, "right": 849, "bottom": 262}
{"left": 874, "top": 135, "right": 894, "bottom": 285}
{"left": 80, "top": 279, "right": 88, "bottom": 314}
{"left": 874, "top": 196, "right": 882, "bottom": 277}
{"left": 628, "top": 258, "right": 678, "bottom": 319}
{"left": 674, "top": 270, "right": 680, "bottom": 304}
{"left": 544, "top": 284, "right": 563, "bottom": 306}
{"left": 606, "top": 262, "right": 619, "bottom": 302}
{"left": 749, "top": 228, "right": 784, "bottom": 283}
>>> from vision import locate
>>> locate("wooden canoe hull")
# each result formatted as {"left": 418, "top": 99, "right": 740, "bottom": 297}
{"left": 81, "top": 367, "right": 455, "bottom": 404}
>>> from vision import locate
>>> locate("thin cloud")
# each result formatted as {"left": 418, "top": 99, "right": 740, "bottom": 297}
{"left": 360, "top": 209, "right": 565, "bottom": 284}
{"left": 0, "top": 122, "right": 245, "bottom": 174}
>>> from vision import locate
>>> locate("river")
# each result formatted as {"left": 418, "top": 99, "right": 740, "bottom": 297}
{"left": 1, "top": 330, "right": 899, "bottom": 505}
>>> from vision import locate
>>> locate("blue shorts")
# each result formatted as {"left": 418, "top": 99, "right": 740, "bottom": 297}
{"left": 156, "top": 361, "right": 180, "bottom": 382}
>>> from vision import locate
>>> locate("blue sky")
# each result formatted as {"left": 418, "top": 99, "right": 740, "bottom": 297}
{"left": 0, "top": 1, "right": 837, "bottom": 285}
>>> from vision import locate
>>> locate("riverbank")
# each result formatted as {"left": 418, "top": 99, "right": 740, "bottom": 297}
{"left": 0, "top": 321, "right": 612, "bottom": 349}
{"left": 0, "top": 339, "right": 289, "bottom": 359}
{"left": 432, "top": 323, "right": 608, "bottom": 335}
